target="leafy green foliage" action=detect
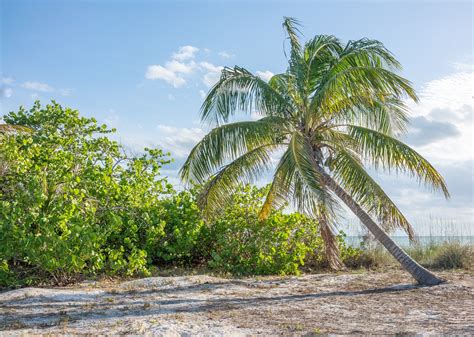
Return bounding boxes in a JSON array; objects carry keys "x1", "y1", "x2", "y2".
[
  {"x1": 1, "y1": 102, "x2": 354, "y2": 287},
  {"x1": 152, "y1": 190, "x2": 205, "y2": 264},
  {"x1": 206, "y1": 185, "x2": 324, "y2": 275},
  {"x1": 0, "y1": 102, "x2": 174, "y2": 283}
]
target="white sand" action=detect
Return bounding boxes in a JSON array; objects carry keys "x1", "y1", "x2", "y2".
[{"x1": 0, "y1": 271, "x2": 473, "y2": 335}]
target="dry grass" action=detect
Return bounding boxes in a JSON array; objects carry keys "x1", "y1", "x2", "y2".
[{"x1": 346, "y1": 241, "x2": 474, "y2": 271}]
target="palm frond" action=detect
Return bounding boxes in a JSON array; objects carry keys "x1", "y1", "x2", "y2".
[
  {"x1": 259, "y1": 138, "x2": 338, "y2": 220},
  {"x1": 289, "y1": 132, "x2": 325, "y2": 199},
  {"x1": 258, "y1": 148, "x2": 296, "y2": 221},
  {"x1": 268, "y1": 73, "x2": 297, "y2": 113},
  {"x1": 303, "y1": 35, "x2": 342, "y2": 94},
  {"x1": 282, "y1": 17, "x2": 303, "y2": 57},
  {"x1": 200, "y1": 67, "x2": 290, "y2": 125},
  {"x1": 329, "y1": 148, "x2": 415, "y2": 239},
  {"x1": 198, "y1": 144, "x2": 281, "y2": 218},
  {"x1": 310, "y1": 39, "x2": 418, "y2": 118},
  {"x1": 347, "y1": 125, "x2": 449, "y2": 197},
  {"x1": 313, "y1": 66, "x2": 417, "y2": 116},
  {"x1": 340, "y1": 38, "x2": 402, "y2": 70},
  {"x1": 180, "y1": 118, "x2": 288, "y2": 184},
  {"x1": 288, "y1": 132, "x2": 338, "y2": 214},
  {"x1": 326, "y1": 95, "x2": 409, "y2": 136}
]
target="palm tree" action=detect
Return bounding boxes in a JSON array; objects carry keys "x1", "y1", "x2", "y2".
[{"x1": 180, "y1": 18, "x2": 449, "y2": 285}]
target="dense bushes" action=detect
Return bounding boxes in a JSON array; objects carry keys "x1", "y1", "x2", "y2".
[
  {"x1": 0, "y1": 102, "x2": 347, "y2": 287},
  {"x1": 0, "y1": 102, "x2": 177, "y2": 284},
  {"x1": 205, "y1": 185, "x2": 325, "y2": 275},
  {"x1": 152, "y1": 190, "x2": 205, "y2": 265},
  {"x1": 1, "y1": 103, "x2": 471, "y2": 288},
  {"x1": 18, "y1": 102, "x2": 474, "y2": 286}
]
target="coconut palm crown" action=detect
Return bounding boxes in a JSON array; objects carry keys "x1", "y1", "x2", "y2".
[{"x1": 180, "y1": 17, "x2": 449, "y2": 285}]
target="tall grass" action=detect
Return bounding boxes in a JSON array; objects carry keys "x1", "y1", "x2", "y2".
[
  {"x1": 343, "y1": 217, "x2": 473, "y2": 241},
  {"x1": 346, "y1": 241, "x2": 473, "y2": 270}
]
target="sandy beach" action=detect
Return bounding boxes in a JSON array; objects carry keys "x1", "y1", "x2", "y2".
[{"x1": 1, "y1": 270, "x2": 472, "y2": 336}]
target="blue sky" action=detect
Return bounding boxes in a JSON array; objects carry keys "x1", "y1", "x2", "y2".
[{"x1": 1, "y1": 0, "x2": 473, "y2": 233}]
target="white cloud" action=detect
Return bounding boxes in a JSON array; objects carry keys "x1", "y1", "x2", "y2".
[
  {"x1": 199, "y1": 90, "x2": 206, "y2": 99},
  {"x1": 21, "y1": 81, "x2": 54, "y2": 92},
  {"x1": 20, "y1": 81, "x2": 71, "y2": 96},
  {"x1": 410, "y1": 69, "x2": 472, "y2": 116},
  {"x1": 1, "y1": 77, "x2": 14, "y2": 85},
  {"x1": 155, "y1": 124, "x2": 206, "y2": 158},
  {"x1": 200, "y1": 62, "x2": 223, "y2": 88},
  {"x1": 172, "y1": 45, "x2": 199, "y2": 61},
  {"x1": 405, "y1": 64, "x2": 473, "y2": 163},
  {"x1": 145, "y1": 47, "x2": 226, "y2": 89},
  {"x1": 218, "y1": 51, "x2": 233, "y2": 59},
  {"x1": 0, "y1": 87, "x2": 13, "y2": 98},
  {"x1": 199, "y1": 62, "x2": 222, "y2": 73},
  {"x1": 145, "y1": 48, "x2": 199, "y2": 87},
  {"x1": 145, "y1": 65, "x2": 187, "y2": 87},
  {"x1": 166, "y1": 60, "x2": 196, "y2": 74},
  {"x1": 256, "y1": 70, "x2": 274, "y2": 82}
]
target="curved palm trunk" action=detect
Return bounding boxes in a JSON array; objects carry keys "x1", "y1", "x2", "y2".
[{"x1": 320, "y1": 171, "x2": 443, "y2": 286}]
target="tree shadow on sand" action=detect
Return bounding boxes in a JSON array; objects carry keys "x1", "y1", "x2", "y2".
[{"x1": 0, "y1": 282, "x2": 421, "y2": 329}]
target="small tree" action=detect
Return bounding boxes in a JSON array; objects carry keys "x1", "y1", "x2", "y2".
[{"x1": 0, "y1": 102, "x2": 173, "y2": 282}]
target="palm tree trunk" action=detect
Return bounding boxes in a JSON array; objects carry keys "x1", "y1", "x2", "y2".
[
  {"x1": 319, "y1": 171, "x2": 443, "y2": 286},
  {"x1": 318, "y1": 215, "x2": 346, "y2": 271}
]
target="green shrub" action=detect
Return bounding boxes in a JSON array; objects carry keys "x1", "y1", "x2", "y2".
[
  {"x1": 0, "y1": 102, "x2": 173, "y2": 284},
  {"x1": 205, "y1": 185, "x2": 325, "y2": 275},
  {"x1": 342, "y1": 245, "x2": 394, "y2": 269},
  {"x1": 152, "y1": 189, "x2": 205, "y2": 265},
  {"x1": 336, "y1": 232, "x2": 366, "y2": 268},
  {"x1": 430, "y1": 242, "x2": 473, "y2": 269}
]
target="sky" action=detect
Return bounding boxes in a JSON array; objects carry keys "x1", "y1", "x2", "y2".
[{"x1": 1, "y1": 0, "x2": 473, "y2": 235}]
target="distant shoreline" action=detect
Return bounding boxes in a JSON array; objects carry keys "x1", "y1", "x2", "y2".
[{"x1": 346, "y1": 235, "x2": 474, "y2": 247}]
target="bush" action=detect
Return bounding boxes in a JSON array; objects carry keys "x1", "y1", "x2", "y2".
[
  {"x1": 344, "y1": 240, "x2": 474, "y2": 271},
  {"x1": 205, "y1": 185, "x2": 326, "y2": 275},
  {"x1": 0, "y1": 102, "x2": 174, "y2": 284},
  {"x1": 336, "y1": 232, "x2": 367, "y2": 268},
  {"x1": 342, "y1": 246, "x2": 393, "y2": 269},
  {"x1": 151, "y1": 189, "x2": 205, "y2": 265},
  {"x1": 430, "y1": 242, "x2": 473, "y2": 269}
]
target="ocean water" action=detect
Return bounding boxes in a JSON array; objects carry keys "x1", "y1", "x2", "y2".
[{"x1": 346, "y1": 235, "x2": 474, "y2": 248}]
